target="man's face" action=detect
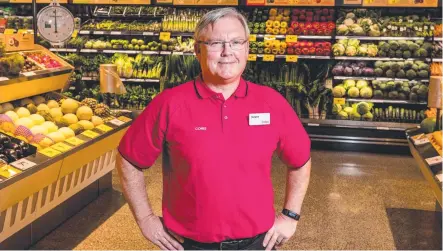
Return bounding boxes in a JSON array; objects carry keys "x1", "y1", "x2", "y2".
[{"x1": 195, "y1": 16, "x2": 249, "y2": 82}]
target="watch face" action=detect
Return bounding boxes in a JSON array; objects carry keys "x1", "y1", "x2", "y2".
[{"x1": 37, "y1": 6, "x2": 74, "y2": 44}]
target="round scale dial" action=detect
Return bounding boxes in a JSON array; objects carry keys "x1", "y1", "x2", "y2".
[{"x1": 37, "y1": 3, "x2": 74, "y2": 44}]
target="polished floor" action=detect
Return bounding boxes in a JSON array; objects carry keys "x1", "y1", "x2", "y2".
[{"x1": 31, "y1": 150, "x2": 442, "y2": 250}]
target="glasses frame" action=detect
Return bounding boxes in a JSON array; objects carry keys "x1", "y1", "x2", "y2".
[{"x1": 197, "y1": 39, "x2": 249, "y2": 52}]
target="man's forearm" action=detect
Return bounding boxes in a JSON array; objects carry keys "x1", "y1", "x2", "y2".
[
  {"x1": 116, "y1": 153, "x2": 154, "y2": 225},
  {"x1": 283, "y1": 159, "x2": 311, "y2": 214}
]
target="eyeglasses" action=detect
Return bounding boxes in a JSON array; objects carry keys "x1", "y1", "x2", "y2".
[{"x1": 197, "y1": 39, "x2": 248, "y2": 52}]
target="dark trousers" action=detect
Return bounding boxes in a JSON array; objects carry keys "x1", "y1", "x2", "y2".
[{"x1": 182, "y1": 232, "x2": 274, "y2": 250}]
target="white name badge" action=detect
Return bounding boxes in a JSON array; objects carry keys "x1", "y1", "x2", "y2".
[{"x1": 249, "y1": 113, "x2": 270, "y2": 126}]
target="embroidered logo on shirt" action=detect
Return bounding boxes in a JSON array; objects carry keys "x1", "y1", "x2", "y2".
[{"x1": 195, "y1": 127, "x2": 207, "y2": 131}]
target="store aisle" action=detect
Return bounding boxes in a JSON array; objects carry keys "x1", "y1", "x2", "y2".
[{"x1": 30, "y1": 150, "x2": 442, "y2": 250}]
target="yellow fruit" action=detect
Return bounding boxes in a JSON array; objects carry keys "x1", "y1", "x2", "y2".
[
  {"x1": 78, "y1": 120, "x2": 94, "y2": 130},
  {"x1": 63, "y1": 113, "x2": 79, "y2": 125},
  {"x1": 31, "y1": 125, "x2": 49, "y2": 135},
  {"x1": 275, "y1": 15, "x2": 283, "y2": 22},
  {"x1": 268, "y1": 16, "x2": 276, "y2": 21},
  {"x1": 50, "y1": 108, "x2": 63, "y2": 119},
  {"x1": 266, "y1": 20, "x2": 273, "y2": 28},
  {"x1": 76, "y1": 106, "x2": 93, "y2": 121},
  {"x1": 29, "y1": 114, "x2": 45, "y2": 125},
  {"x1": 264, "y1": 40, "x2": 272, "y2": 47},
  {"x1": 15, "y1": 117, "x2": 34, "y2": 128},
  {"x1": 272, "y1": 48, "x2": 279, "y2": 55},
  {"x1": 272, "y1": 28, "x2": 280, "y2": 35},
  {"x1": 283, "y1": 9, "x2": 290, "y2": 16},
  {"x1": 58, "y1": 127, "x2": 75, "y2": 139},
  {"x1": 39, "y1": 137, "x2": 54, "y2": 148},
  {"x1": 279, "y1": 48, "x2": 286, "y2": 54},
  {"x1": 91, "y1": 116, "x2": 104, "y2": 126},
  {"x1": 37, "y1": 104, "x2": 50, "y2": 113},
  {"x1": 269, "y1": 8, "x2": 277, "y2": 16},
  {"x1": 5, "y1": 111, "x2": 19, "y2": 121},
  {"x1": 42, "y1": 121, "x2": 58, "y2": 133},
  {"x1": 280, "y1": 42, "x2": 287, "y2": 49},
  {"x1": 26, "y1": 104, "x2": 38, "y2": 114},
  {"x1": 31, "y1": 143, "x2": 42, "y2": 150},
  {"x1": 279, "y1": 28, "x2": 287, "y2": 34},
  {"x1": 273, "y1": 21, "x2": 281, "y2": 28},
  {"x1": 47, "y1": 100, "x2": 59, "y2": 109},
  {"x1": 15, "y1": 107, "x2": 31, "y2": 118},
  {"x1": 47, "y1": 131, "x2": 65, "y2": 143},
  {"x1": 61, "y1": 98, "x2": 79, "y2": 114},
  {"x1": 280, "y1": 22, "x2": 288, "y2": 28},
  {"x1": 1, "y1": 122, "x2": 15, "y2": 133}
]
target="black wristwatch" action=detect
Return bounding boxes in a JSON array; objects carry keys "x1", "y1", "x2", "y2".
[{"x1": 282, "y1": 209, "x2": 301, "y2": 221}]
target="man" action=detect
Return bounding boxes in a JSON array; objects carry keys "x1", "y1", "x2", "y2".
[{"x1": 117, "y1": 7, "x2": 311, "y2": 251}]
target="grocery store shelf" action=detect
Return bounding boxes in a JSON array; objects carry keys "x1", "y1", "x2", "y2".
[
  {"x1": 49, "y1": 48, "x2": 78, "y2": 53},
  {"x1": 434, "y1": 58, "x2": 443, "y2": 62},
  {"x1": 334, "y1": 56, "x2": 431, "y2": 61},
  {"x1": 0, "y1": 66, "x2": 72, "y2": 87},
  {"x1": 78, "y1": 49, "x2": 194, "y2": 56},
  {"x1": 345, "y1": 98, "x2": 427, "y2": 105},
  {"x1": 78, "y1": 30, "x2": 193, "y2": 37},
  {"x1": 254, "y1": 34, "x2": 332, "y2": 40},
  {"x1": 82, "y1": 77, "x2": 159, "y2": 83},
  {"x1": 335, "y1": 36, "x2": 429, "y2": 41},
  {"x1": 301, "y1": 118, "x2": 418, "y2": 131},
  {"x1": 333, "y1": 76, "x2": 429, "y2": 82},
  {"x1": 256, "y1": 54, "x2": 331, "y2": 60}
]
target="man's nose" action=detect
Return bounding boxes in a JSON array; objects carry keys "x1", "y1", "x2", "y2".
[{"x1": 221, "y1": 42, "x2": 233, "y2": 56}]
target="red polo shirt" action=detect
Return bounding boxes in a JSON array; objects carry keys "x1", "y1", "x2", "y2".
[{"x1": 118, "y1": 77, "x2": 311, "y2": 243}]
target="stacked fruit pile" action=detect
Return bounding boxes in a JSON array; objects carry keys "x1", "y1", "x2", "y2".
[
  {"x1": 25, "y1": 53, "x2": 62, "y2": 69},
  {"x1": 0, "y1": 95, "x2": 112, "y2": 149},
  {"x1": 371, "y1": 80, "x2": 428, "y2": 101},
  {"x1": 373, "y1": 60, "x2": 429, "y2": 79},
  {"x1": 287, "y1": 41, "x2": 331, "y2": 56},
  {"x1": 332, "y1": 61, "x2": 375, "y2": 76},
  {"x1": 377, "y1": 40, "x2": 433, "y2": 58},
  {"x1": 333, "y1": 80, "x2": 373, "y2": 99},
  {"x1": 82, "y1": 20, "x2": 161, "y2": 32},
  {"x1": 332, "y1": 39, "x2": 378, "y2": 57},
  {"x1": 20, "y1": 58, "x2": 42, "y2": 73}
]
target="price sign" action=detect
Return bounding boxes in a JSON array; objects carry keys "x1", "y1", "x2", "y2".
[
  {"x1": 17, "y1": 29, "x2": 28, "y2": 34},
  {"x1": 109, "y1": 118, "x2": 125, "y2": 126},
  {"x1": 39, "y1": 147, "x2": 62, "y2": 158},
  {"x1": 264, "y1": 35, "x2": 276, "y2": 40},
  {"x1": 425, "y1": 156, "x2": 442, "y2": 166},
  {"x1": 118, "y1": 116, "x2": 132, "y2": 122},
  {"x1": 249, "y1": 34, "x2": 257, "y2": 42},
  {"x1": 413, "y1": 138, "x2": 430, "y2": 146},
  {"x1": 263, "y1": 54, "x2": 275, "y2": 62},
  {"x1": 143, "y1": 32, "x2": 154, "y2": 36},
  {"x1": 159, "y1": 32, "x2": 171, "y2": 41},
  {"x1": 10, "y1": 158, "x2": 37, "y2": 171},
  {"x1": 22, "y1": 71, "x2": 36, "y2": 77},
  {"x1": 333, "y1": 98, "x2": 346, "y2": 105},
  {"x1": 286, "y1": 55, "x2": 298, "y2": 62},
  {"x1": 4, "y1": 29, "x2": 15, "y2": 34},
  {"x1": 65, "y1": 137, "x2": 85, "y2": 146},
  {"x1": 96, "y1": 124, "x2": 113, "y2": 132},
  {"x1": 51, "y1": 142, "x2": 73, "y2": 153},
  {"x1": 81, "y1": 130, "x2": 100, "y2": 139},
  {"x1": 94, "y1": 31, "x2": 105, "y2": 35},
  {"x1": 248, "y1": 54, "x2": 257, "y2": 61},
  {"x1": 285, "y1": 35, "x2": 297, "y2": 43}
]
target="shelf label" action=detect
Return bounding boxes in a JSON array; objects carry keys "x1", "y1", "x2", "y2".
[
  {"x1": 286, "y1": 35, "x2": 297, "y2": 43},
  {"x1": 10, "y1": 158, "x2": 36, "y2": 171},
  {"x1": 286, "y1": 55, "x2": 298, "y2": 62},
  {"x1": 96, "y1": 124, "x2": 113, "y2": 132},
  {"x1": 51, "y1": 142, "x2": 73, "y2": 153},
  {"x1": 307, "y1": 123, "x2": 320, "y2": 127},
  {"x1": 81, "y1": 130, "x2": 100, "y2": 139},
  {"x1": 426, "y1": 156, "x2": 442, "y2": 166},
  {"x1": 333, "y1": 98, "x2": 346, "y2": 105},
  {"x1": 94, "y1": 31, "x2": 105, "y2": 35},
  {"x1": 249, "y1": 34, "x2": 257, "y2": 42},
  {"x1": 325, "y1": 78, "x2": 333, "y2": 89},
  {"x1": 159, "y1": 32, "x2": 171, "y2": 41},
  {"x1": 109, "y1": 118, "x2": 125, "y2": 126},
  {"x1": 248, "y1": 54, "x2": 257, "y2": 61},
  {"x1": 264, "y1": 35, "x2": 276, "y2": 41},
  {"x1": 39, "y1": 147, "x2": 62, "y2": 158},
  {"x1": 363, "y1": 0, "x2": 437, "y2": 7},
  {"x1": 65, "y1": 136, "x2": 85, "y2": 146},
  {"x1": 117, "y1": 116, "x2": 132, "y2": 122},
  {"x1": 17, "y1": 29, "x2": 28, "y2": 34},
  {"x1": 376, "y1": 127, "x2": 390, "y2": 131},
  {"x1": 22, "y1": 71, "x2": 36, "y2": 77},
  {"x1": 263, "y1": 54, "x2": 275, "y2": 62},
  {"x1": 4, "y1": 29, "x2": 14, "y2": 35},
  {"x1": 143, "y1": 32, "x2": 154, "y2": 36},
  {"x1": 111, "y1": 31, "x2": 122, "y2": 35},
  {"x1": 413, "y1": 137, "x2": 430, "y2": 145},
  {"x1": 79, "y1": 30, "x2": 90, "y2": 34}
]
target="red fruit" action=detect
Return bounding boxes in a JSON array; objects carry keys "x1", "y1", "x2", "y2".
[
  {"x1": 322, "y1": 8, "x2": 329, "y2": 16},
  {"x1": 294, "y1": 27, "x2": 302, "y2": 35},
  {"x1": 316, "y1": 48, "x2": 324, "y2": 55},
  {"x1": 299, "y1": 41, "x2": 306, "y2": 47},
  {"x1": 292, "y1": 16, "x2": 299, "y2": 21},
  {"x1": 324, "y1": 29, "x2": 333, "y2": 35},
  {"x1": 309, "y1": 47, "x2": 316, "y2": 54},
  {"x1": 293, "y1": 9, "x2": 300, "y2": 15},
  {"x1": 324, "y1": 42, "x2": 331, "y2": 47},
  {"x1": 287, "y1": 28, "x2": 295, "y2": 35},
  {"x1": 307, "y1": 41, "x2": 314, "y2": 47},
  {"x1": 329, "y1": 9, "x2": 335, "y2": 15},
  {"x1": 302, "y1": 29, "x2": 309, "y2": 35},
  {"x1": 306, "y1": 17, "x2": 313, "y2": 22},
  {"x1": 299, "y1": 15, "x2": 306, "y2": 21},
  {"x1": 323, "y1": 49, "x2": 331, "y2": 56},
  {"x1": 291, "y1": 21, "x2": 299, "y2": 28},
  {"x1": 313, "y1": 22, "x2": 320, "y2": 29},
  {"x1": 295, "y1": 48, "x2": 302, "y2": 55},
  {"x1": 327, "y1": 21, "x2": 335, "y2": 29},
  {"x1": 299, "y1": 22, "x2": 305, "y2": 28},
  {"x1": 287, "y1": 42, "x2": 294, "y2": 48},
  {"x1": 302, "y1": 47, "x2": 309, "y2": 55},
  {"x1": 313, "y1": 15, "x2": 320, "y2": 22},
  {"x1": 287, "y1": 48, "x2": 295, "y2": 54},
  {"x1": 300, "y1": 9, "x2": 306, "y2": 15},
  {"x1": 308, "y1": 29, "x2": 316, "y2": 35}
]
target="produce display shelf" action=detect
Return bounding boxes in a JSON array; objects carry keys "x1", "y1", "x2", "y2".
[
  {"x1": 82, "y1": 77, "x2": 159, "y2": 83},
  {"x1": 345, "y1": 98, "x2": 427, "y2": 105},
  {"x1": 79, "y1": 30, "x2": 194, "y2": 37},
  {"x1": 333, "y1": 76, "x2": 429, "y2": 82},
  {"x1": 78, "y1": 49, "x2": 194, "y2": 55},
  {"x1": 0, "y1": 66, "x2": 72, "y2": 86},
  {"x1": 335, "y1": 36, "x2": 430, "y2": 41},
  {"x1": 433, "y1": 58, "x2": 443, "y2": 62},
  {"x1": 254, "y1": 34, "x2": 332, "y2": 40},
  {"x1": 256, "y1": 54, "x2": 331, "y2": 60},
  {"x1": 49, "y1": 48, "x2": 79, "y2": 53},
  {"x1": 301, "y1": 118, "x2": 418, "y2": 131},
  {"x1": 334, "y1": 56, "x2": 432, "y2": 61}
]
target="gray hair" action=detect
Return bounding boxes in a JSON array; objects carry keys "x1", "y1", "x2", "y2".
[{"x1": 194, "y1": 8, "x2": 250, "y2": 41}]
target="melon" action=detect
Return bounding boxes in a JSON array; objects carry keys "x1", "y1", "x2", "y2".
[
  {"x1": 32, "y1": 96, "x2": 46, "y2": 105},
  {"x1": 47, "y1": 100, "x2": 59, "y2": 109},
  {"x1": 39, "y1": 137, "x2": 54, "y2": 148},
  {"x1": 15, "y1": 107, "x2": 31, "y2": 118},
  {"x1": 78, "y1": 120, "x2": 94, "y2": 130},
  {"x1": 420, "y1": 117, "x2": 436, "y2": 134},
  {"x1": 91, "y1": 116, "x2": 104, "y2": 126},
  {"x1": 31, "y1": 125, "x2": 49, "y2": 135},
  {"x1": 61, "y1": 99, "x2": 79, "y2": 114},
  {"x1": 47, "y1": 131, "x2": 65, "y2": 143},
  {"x1": 2, "y1": 103, "x2": 14, "y2": 112},
  {"x1": 76, "y1": 106, "x2": 93, "y2": 120},
  {"x1": 63, "y1": 113, "x2": 79, "y2": 125},
  {"x1": 49, "y1": 108, "x2": 63, "y2": 119},
  {"x1": 20, "y1": 98, "x2": 34, "y2": 107},
  {"x1": 58, "y1": 127, "x2": 75, "y2": 139},
  {"x1": 37, "y1": 104, "x2": 50, "y2": 113},
  {"x1": 5, "y1": 111, "x2": 19, "y2": 121},
  {"x1": 15, "y1": 117, "x2": 34, "y2": 128},
  {"x1": 42, "y1": 121, "x2": 58, "y2": 133},
  {"x1": 29, "y1": 114, "x2": 45, "y2": 125}
]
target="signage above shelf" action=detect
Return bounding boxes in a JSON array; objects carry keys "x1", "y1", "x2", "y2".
[
  {"x1": 173, "y1": 0, "x2": 237, "y2": 5},
  {"x1": 362, "y1": 0, "x2": 438, "y2": 7},
  {"x1": 246, "y1": 0, "x2": 334, "y2": 6}
]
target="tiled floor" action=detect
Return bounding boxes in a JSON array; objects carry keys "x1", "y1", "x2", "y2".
[{"x1": 31, "y1": 150, "x2": 442, "y2": 250}]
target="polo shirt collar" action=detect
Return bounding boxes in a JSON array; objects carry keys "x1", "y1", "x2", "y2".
[{"x1": 194, "y1": 76, "x2": 248, "y2": 99}]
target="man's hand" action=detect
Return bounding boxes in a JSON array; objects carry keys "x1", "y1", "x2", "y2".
[
  {"x1": 139, "y1": 214, "x2": 184, "y2": 250},
  {"x1": 263, "y1": 213, "x2": 297, "y2": 250}
]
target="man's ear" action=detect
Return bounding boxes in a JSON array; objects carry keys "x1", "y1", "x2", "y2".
[{"x1": 194, "y1": 43, "x2": 200, "y2": 54}]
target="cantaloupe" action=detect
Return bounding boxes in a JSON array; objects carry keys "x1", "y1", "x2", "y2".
[
  {"x1": 78, "y1": 120, "x2": 94, "y2": 130},
  {"x1": 5, "y1": 111, "x2": 19, "y2": 121},
  {"x1": 76, "y1": 106, "x2": 93, "y2": 120},
  {"x1": 50, "y1": 108, "x2": 63, "y2": 119},
  {"x1": 58, "y1": 127, "x2": 75, "y2": 139},
  {"x1": 37, "y1": 104, "x2": 50, "y2": 113},
  {"x1": 15, "y1": 117, "x2": 34, "y2": 128},
  {"x1": 91, "y1": 116, "x2": 104, "y2": 126},
  {"x1": 15, "y1": 107, "x2": 31, "y2": 118},
  {"x1": 31, "y1": 125, "x2": 49, "y2": 135},
  {"x1": 42, "y1": 121, "x2": 58, "y2": 133},
  {"x1": 63, "y1": 113, "x2": 79, "y2": 125},
  {"x1": 39, "y1": 137, "x2": 54, "y2": 148},
  {"x1": 29, "y1": 114, "x2": 45, "y2": 125},
  {"x1": 47, "y1": 131, "x2": 65, "y2": 143},
  {"x1": 61, "y1": 99, "x2": 79, "y2": 114},
  {"x1": 47, "y1": 100, "x2": 59, "y2": 109}
]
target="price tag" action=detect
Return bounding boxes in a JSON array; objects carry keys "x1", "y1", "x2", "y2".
[
  {"x1": 65, "y1": 137, "x2": 85, "y2": 146},
  {"x1": 325, "y1": 78, "x2": 333, "y2": 89},
  {"x1": 264, "y1": 35, "x2": 276, "y2": 40},
  {"x1": 426, "y1": 156, "x2": 442, "y2": 166},
  {"x1": 109, "y1": 118, "x2": 125, "y2": 126},
  {"x1": 51, "y1": 142, "x2": 73, "y2": 153},
  {"x1": 160, "y1": 51, "x2": 171, "y2": 55},
  {"x1": 81, "y1": 130, "x2": 100, "y2": 139},
  {"x1": 173, "y1": 51, "x2": 184, "y2": 55},
  {"x1": 94, "y1": 31, "x2": 105, "y2": 35},
  {"x1": 143, "y1": 32, "x2": 154, "y2": 36},
  {"x1": 424, "y1": 26, "x2": 428, "y2": 30},
  {"x1": 39, "y1": 147, "x2": 62, "y2": 158},
  {"x1": 72, "y1": 29, "x2": 79, "y2": 38},
  {"x1": 431, "y1": 26, "x2": 435, "y2": 30},
  {"x1": 96, "y1": 124, "x2": 113, "y2": 132},
  {"x1": 333, "y1": 98, "x2": 346, "y2": 105},
  {"x1": 17, "y1": 29, "x2": 28, "y2": 34},
  {"x1": 285, "y1": 35, "x2": 297, "y2": 43},
  {"x1": 413, "y1": 137, "x2": 430, "y2": 145},
  {"x1": 79, "y1": 30, "x2": 90, "y2": 34},
  {"x1": 263, "y1": 54, "x2": 275, "y2": 62},
  {"x1": 307, "y1": 123, "x2": 320, "y2": 127},
  {"x1": 4, "y1": 29, "x2": 14, "y2": 34},
  {"x1": 111, "y1": 31, "x2": 122, "y2": 35},
  {"x1": 22, "y1": 71, "x2": 36, "y2": 77},
  {"x1": 118, "y1": 116, "x2": 132, "y2": 123},
  {"x1": 249, "y1": 34, "x2": 257, "y2": 42},
  {"x1": 248, "y1": 54, "x2": 257, "y2": 61},
  {"x1": 10, "y1": 158, "x2": 36, "y2": 171},
  {"x1": 286, "y1": 55, "x2": 298, "y2": 62},
  {"x1": 376, "y1": 127, "x2": 390, "y2": 131},
  {"x1": 159, "y1": 32, "x2": 171, "y2": 41}
]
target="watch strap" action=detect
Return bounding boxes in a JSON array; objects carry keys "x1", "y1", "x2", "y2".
[{"x1": 282, "y1": 209, "x2": 300, "y2": 221}]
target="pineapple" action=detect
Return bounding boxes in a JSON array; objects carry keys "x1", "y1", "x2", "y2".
[
  {"x1": 94, "y1": 103, "x2": 111, "y2": 118},
  {"x1": 81, "y1": 98, "x2": 99, "y2": 110}
]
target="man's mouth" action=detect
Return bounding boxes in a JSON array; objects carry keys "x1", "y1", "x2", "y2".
[{"x1": 218, "y1": 62, "x2": 236, "y2": 64}]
